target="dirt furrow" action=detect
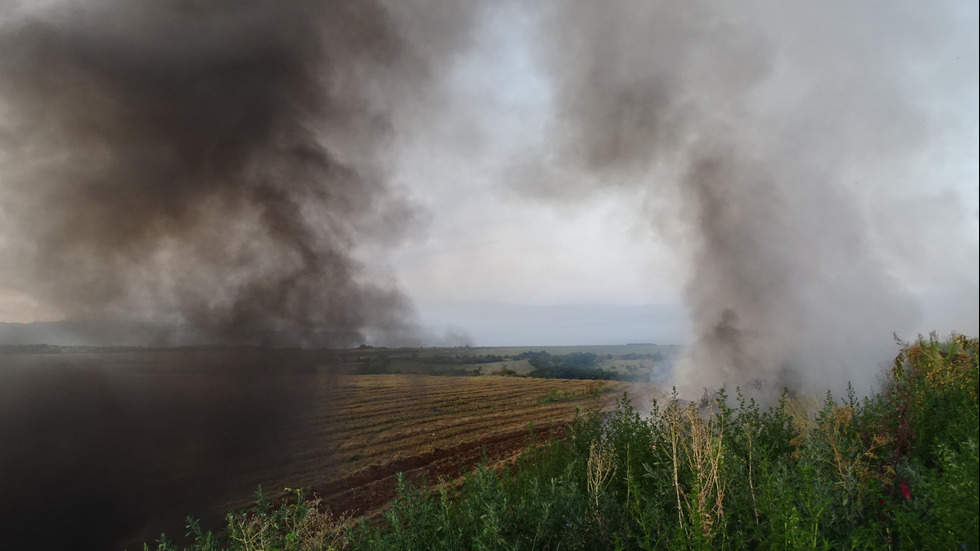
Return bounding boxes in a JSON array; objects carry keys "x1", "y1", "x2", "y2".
[{"x1": 315, "y1": 423, "x2": 568, "y2": 518}]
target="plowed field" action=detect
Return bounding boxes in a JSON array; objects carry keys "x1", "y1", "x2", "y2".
[{"x1": 313, "y1": 375, "x2": 646, "y2": 517}]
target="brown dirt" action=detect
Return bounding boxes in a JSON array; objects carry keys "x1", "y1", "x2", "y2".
[
  {"x1": 316, "y1": 423, "x2": 568, "y2": 518},
  {"x1": 299, "y1": 374, "x2": 658, "y2": 520}
]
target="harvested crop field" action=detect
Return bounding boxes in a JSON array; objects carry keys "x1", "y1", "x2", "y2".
[
  {"x1": 315, "y1": 375, "x2": 645, "y2": 518},
  {"x1": 0, "y1": 350, "x2": 657, "y2": 550}
]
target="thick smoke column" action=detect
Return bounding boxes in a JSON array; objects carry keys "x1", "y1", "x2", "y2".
[
  {"x1": 520, "y1": 1, "x2": 968, "y2": 396},
  {"x1": 0, "y1": 0, "x2": 475, "y2": 347},
  {"x1": 0, "y1": 4, "x2": 483, "y2": 548}
]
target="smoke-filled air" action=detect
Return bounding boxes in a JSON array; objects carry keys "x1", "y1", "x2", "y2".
[
  {"x1": 0, "y1": 0, "x2": 481, "y2": 348},
  {"x1": 1, "y1": 0, "x2": 977, "y2": 395},
  {"x1": 511, "y1": 0, "x2": 977, "y2": 397}
]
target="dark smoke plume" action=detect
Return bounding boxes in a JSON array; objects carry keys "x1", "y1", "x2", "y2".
[
  {"x1": 0, "y1": 351, "x2": 344, "y2": 550},
  {"x1": 517, "y1": 0, "x2": 968, "y2": 397},
  {"x1": 0, "y1": 0, "x2": 477, "y2": 347},
  {"x1": 0, "y1": 5, "x2": 487, "y2": 548}
]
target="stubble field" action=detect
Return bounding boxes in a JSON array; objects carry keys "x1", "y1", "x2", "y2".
[{"x1": 0, "y1": 347, "x2": 658, "y2": 550}]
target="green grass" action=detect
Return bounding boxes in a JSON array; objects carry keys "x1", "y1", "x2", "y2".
[{"x1": 144, "y1": 333, "x2": 978, "y2": 550}]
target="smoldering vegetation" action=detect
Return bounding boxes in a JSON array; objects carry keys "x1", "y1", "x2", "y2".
[
  {"x1": 0, "y1": 0, "x2": 481, "y2": 348},
  {"x1": 0, "y1": 348, "x2": 345, "y2": 551}
]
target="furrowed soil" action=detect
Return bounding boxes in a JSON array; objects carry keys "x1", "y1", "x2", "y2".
[
  {"x1": 314, "y1": 375, "x2": 642, "y2": 520},
  {"x1": 0, "y1": 349, "x2": 658, "y2": 550}
]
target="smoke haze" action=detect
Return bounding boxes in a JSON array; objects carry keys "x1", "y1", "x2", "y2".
[
  {"x1": 514, "y1": 0, "x2": 973, "y2": 396},
  {"x1": 0, "y1": 1, "x2": 976, "y2": 389},
  {"x1": 0, "y1": 0, "x2": 479, "y2": 347}
]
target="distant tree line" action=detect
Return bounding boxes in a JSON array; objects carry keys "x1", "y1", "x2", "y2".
[
  {"x1": 518, "y1": 351, "x2": 621, "y2": 380},
  {"x1": 352, "y1": 349, "x2": 662, "y2": 380},
  {"x1": 424, "y1": 354, "x2": 506, "y2": 365},
  {"x1": 354, "y1": 354, "x2": 479, "y2": 376}
]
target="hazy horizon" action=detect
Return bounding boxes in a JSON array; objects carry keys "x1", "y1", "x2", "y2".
[{"x1": 2, "y1": 295, "x2": 973, "y2": 351}]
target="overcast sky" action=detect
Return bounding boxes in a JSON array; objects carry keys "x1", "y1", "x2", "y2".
[{"x1": 0, "y1": 0, "x2": 977, "y2": 350}]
